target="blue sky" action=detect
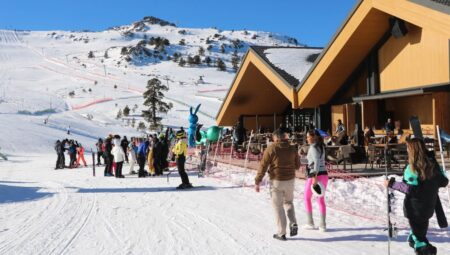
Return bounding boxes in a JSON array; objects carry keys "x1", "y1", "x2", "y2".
[{"x1": 0, "y1": 0, "x2": 357, "y2": 47}]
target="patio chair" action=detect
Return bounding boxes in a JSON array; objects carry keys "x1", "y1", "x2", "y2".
[{"x1": 327, "y1": 145, "x2": 355, "y2": 172}]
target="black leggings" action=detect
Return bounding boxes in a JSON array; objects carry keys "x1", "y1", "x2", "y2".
[
  {"x1": 115, "y1": 162, "x2": 123, "y2": 177},
  {"x1": 177, "y1": 155, "x2": 189, "y2": 184},
  {"x1": 409, "y1": 218, "x2": 429, "y2": 245}
]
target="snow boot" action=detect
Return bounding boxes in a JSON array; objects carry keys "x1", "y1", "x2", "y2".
[
  {"x1": 290, "y1": 223, "x2": 298, "y2": 237},
  {"x1": 415, "y1": 244, "x2": 437, "y2": 255},
  {"x1": 273, "y1": 234, "x2": 287, "y2": 241},
  {"x1": 319, "y1": 214, "x2": 327, "y2": 232},
  {"x1": 302, "y1": 213, "x2": 315, "y2": 230}
]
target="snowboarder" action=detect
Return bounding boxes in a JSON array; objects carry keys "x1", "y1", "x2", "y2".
[
  {"x1": 96, "y1": 138, "x2": 103, "y2": 166},
  {"x1": 172, "y1": 132, "x2": 192, "y2": 189},
  {"x1": 254, "y1": 128, "x2": 299, "y2": 241},
  {"x1": 128, "y1": 138, "x2": 137, "y2": 175},
  {"x1": 304, "y1": 129, "x2": 328, "y2": 232},
  {"x1": 112, "y1": 135, "x2": 126, "y2": 178},
  {"x1": 385, "y1": 138, "x2": 448, "y2": 255}
]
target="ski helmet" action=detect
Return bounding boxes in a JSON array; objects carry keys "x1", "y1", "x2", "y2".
[{"x1": 311, "y1": 182, "x2": 325, "y2": 197}]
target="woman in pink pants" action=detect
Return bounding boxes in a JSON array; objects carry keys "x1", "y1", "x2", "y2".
[{"x1": 304, "y1": 129, "x2": 328, "y2": 232}]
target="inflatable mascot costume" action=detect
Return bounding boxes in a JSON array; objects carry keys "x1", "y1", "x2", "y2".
[{"x1": 188, "y1": 104, "x2": 201, "y2": 148}]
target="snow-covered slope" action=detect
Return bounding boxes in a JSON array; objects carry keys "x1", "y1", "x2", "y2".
[{"x1": 0, "y1": 17, "x2": 299, "y2": 153}]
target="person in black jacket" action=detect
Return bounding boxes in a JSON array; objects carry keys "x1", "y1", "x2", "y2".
[
  {"x1": 386, "y1": 138, "x2": 448, "y2": 255},
  {"x1": 103, "y1": 137, "x2": 113, "y2": 176},
  {"x1": 153, "y1": 137, "x2": 163, "y2": 176},
  {"x1": 160, "y1": 133, "x2": 169, "y2": 173},
  {"x1": 121, "y1": 136, "x2": 129, "y2": 163},
  {"x1": 54, "y1": 140, "x2": 62, "y2": 169},
  {"x1": 96, "y1": 138, "x2": 103, "y2": 166}
]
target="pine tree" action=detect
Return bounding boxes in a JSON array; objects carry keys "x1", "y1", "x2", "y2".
[
  {"x1": 204, "y1": 56, "x2": 212, "y2": 66},
  {"x1": 178, "y1": 57, "x2": 186, "y2": 67},
  {"x1": 173, "y1": 52, "x2": 180, "y2": 62},
  {"x1": 121, "y1": 47, "x2": 128, "y2": 55},
  {"x1": 141, "y1": 78, "x2": 173, "y2": 129},
  {"x1": 231, "y1": 50, "x2": 240, "y2": 72},
  {"x1": 193, "y1": 55, "x2": 201, "y2": 65},
  {"x1": 179, "y1": 39, "x2": 186, "y2": 45},
  {"x1": 216, "y1": 58, "x2": 226, "y2": 71},
  {"x1": 123, "y1": 105, "x2": 130, "y2": 117},
  {"x1": 198, "y1": 46, "x2": 205, "y2": 56},
  {"x1": 187, "y1": 56, "x2": 194, "y2": 65},
  {"x1": 116, "y1": 109, "x2": 123, "y2": 119},
  {"x1": 207, "y1": 45, "x2": 213, "y2": 51},
  {"x1": 137, "y1": 121, "x2": 146, "y2": 131},
  {"x1": 88, "y1": 51, "x2": 94, "y2": 58},
  {"x1": 131, "y1": 117, "x2": 136, "y2": 127},
  {"x1": 104, "y1": 51, "x2": 109, "y2": 58},
  {"x1": 220, "y1": 44, "x2": 226, "y2": 54},
  {"x1": 205, "y1": 37, "x2": 211, "y2": 44}
]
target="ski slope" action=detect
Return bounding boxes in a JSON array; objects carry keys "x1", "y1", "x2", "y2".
[{"x1": 0, "y1": 154, "x2": 449, "y2": 255}]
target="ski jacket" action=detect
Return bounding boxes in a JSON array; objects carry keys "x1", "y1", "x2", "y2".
[
  {"x1": 153, "y1": 141, "x2": 163, "y2": 163},
  {"x1": 172, "y1": 140, "x2": 187, "y2": 157},
  {"x1": 104, "y1": 139, "x2": 113, "y2": 156},
  {"x1": 96, "y1": 142, "x2": 103, "y2": 152},
  {"x1": 77, "y1": 146, "x2": 85, "y2": 155},
  {"x1": 137, "y1": 141, "x2": 148, "y2": 157},
  {"x1": 128, "y1": 144, "x2": 137, "y2": 161},
  {"x1": 255, "y1": 140, "x2": 300, "y2": 184},
  {"x1": 390, "y1": 161, "x2": 448, "y2": 220},
  {"x1": 306, "y1": 143, "x2": 327, "y2": 177},
  {"x1": 55, "y1": 142, "x2": 61, "y2": 153},
  {"x1": 112, "y1": 146, "x2": 126, "y2": 163}
]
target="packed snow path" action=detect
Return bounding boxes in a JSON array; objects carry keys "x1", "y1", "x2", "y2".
[{"x1": 0, "y1": 155, "x2": 449, "y2": 255}]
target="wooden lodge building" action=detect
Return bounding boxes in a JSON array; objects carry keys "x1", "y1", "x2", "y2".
[{"x1": 216, "y1": 0, "x2": 450, "y2": 136}]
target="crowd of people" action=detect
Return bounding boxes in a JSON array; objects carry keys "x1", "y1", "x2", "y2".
[
  {"x1": 254, "y1": 127, "x2": 447, "y2": 255},
  {"x1": 54, "y1": 127, "x2": 193, "y2": 189},
  {"x1": 54, "y1": 139, "x2": 87, "y2": 169}
]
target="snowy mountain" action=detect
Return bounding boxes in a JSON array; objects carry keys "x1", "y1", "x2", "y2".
[{"x1": 0, "y1": 16, "x2": 300, "y2": 153}]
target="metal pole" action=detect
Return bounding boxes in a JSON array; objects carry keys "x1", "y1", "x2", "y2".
[
  {"x1": 436, "y1": 125, "x2": 450, "y2": 202},
  {"x1": 92, "y1": 151, "x2": 96, "y2": 176},
  {"x1": 242, "y1": 130, "x2": 254, "y2": 188}
]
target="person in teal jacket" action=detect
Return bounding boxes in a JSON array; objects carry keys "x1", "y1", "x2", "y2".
[{"x1": 386, "y1": 138, "x2": 448, "y2": 255}]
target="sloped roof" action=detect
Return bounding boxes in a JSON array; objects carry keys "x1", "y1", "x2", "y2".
[
  {"x1": 410, "y1": 0, "x2": 450, "y2": 14},
  {"x1": 250, "y1": 46, "x2": 322, "y2": 87}
]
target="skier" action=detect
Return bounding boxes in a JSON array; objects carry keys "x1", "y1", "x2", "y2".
[
  {"x1": 96, "y1": 138, "x2": 103, "y2": 166},
  {"x1": 385, "y1": 138, "x2": 448, "y2": 255},
  {"x1": 103, "y1": 137, "x2": 114, "y2": 176},
  {"x1": 254, "y1": 128, "x2": 299, "y2": 241},
  {"x1": 128, "y1": 138, "x2": 137, "y2": 175},
  {"x1": 112, "y1": 136, "x2": 126, "y2": 178},
  {"x1": 68, "y1": 140, "x2": 77, "y2": 168},
  {"x1": 160, "y1": 133, "x2": 169, "y2": 173},
  {"x1": 54, "y1": 140, "x2": 62, "y2": 170},
  {"x1": 137, "y1": 138, "x2": 149, "y2": 178},
  {"x1": 172, "y1": 132, "x2": 192, "y2": 189},
  {"x1": 147, "y1": 136, "x2": 156, "y2": 176},
  {"x1": 153, "y1": 136, "x2": 163, "y2": 176},
  {"x1": 75, "y1": 143, "x2": 87, "y2": 167},
  {"x1": 304, "y1": 129, "x2": 328, "y2": 232},
  {"x1": 121, "y1": 136, "x2": 129, "y2": 163}
]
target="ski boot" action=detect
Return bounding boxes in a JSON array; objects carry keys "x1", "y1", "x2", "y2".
[{"x1": 415, "y1": 244, "x2": 437, "y2": 255}]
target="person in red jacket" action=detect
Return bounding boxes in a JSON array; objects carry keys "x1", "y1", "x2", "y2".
[{"x1": 76, "y1": 143, "x2": 87, "y2": 167}]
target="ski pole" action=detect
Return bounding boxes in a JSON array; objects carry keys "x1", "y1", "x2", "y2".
[
  {"x1": 242, "y1": 130, "x2": 254, "y2": 188},
  {"x1": 92, "y1": 151, "x2": 95, "y2": 177}
]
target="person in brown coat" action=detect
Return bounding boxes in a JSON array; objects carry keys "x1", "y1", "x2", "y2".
[{"x1": 255, "y1": 128, "x2": 300, "y2": 241}]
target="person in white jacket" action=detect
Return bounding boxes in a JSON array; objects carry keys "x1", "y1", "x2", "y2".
[
  {"x1": 128, "y1": 138, "x2": 137, "y2": 175},
  {"x1": 112, "y1": 135, "x2": 126, "y2": 178}
]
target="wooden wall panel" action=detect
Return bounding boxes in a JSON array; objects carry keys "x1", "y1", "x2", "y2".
[
  {"x1": 384, "y1": 94, "x2": 433, "y2": 128},
  {"x1": 433, "y1": 92, "x2": 450, "y2": 135},
  {"x1": 331, "y1": 105, "x2": 346, "y2": 134},
  {"x1": 362, "y1": 100, "x2": 378, "y2": 129},
  {"x1": 378, "y1": 26, "x2": 449, "y2": 92}
]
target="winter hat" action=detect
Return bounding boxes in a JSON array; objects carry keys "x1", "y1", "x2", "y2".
[
  {"x1": 176, "y1": 132, "x2": 186, "y2": 139},
  {"x1": 159, "y1": 133, "x2": 165, "y2": 139},
  {"x1": 311, "y1": 182, "x2": 325, "y2": 197}
]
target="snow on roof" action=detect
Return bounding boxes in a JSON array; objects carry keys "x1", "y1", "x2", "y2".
[{"x1": 262, "y1": 47, "x2": 322, "y2": 86}]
